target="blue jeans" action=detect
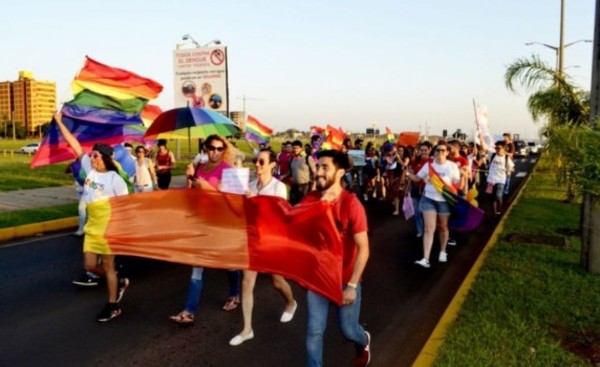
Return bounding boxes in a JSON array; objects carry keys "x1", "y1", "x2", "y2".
[
  {"x1": 306, "y1": 284, "x2": 367, "y2": 367},
  {"x1": 183, "y1": 268, "x2": 241, "y2": 315},
  {"x1": 412, "y1": 196, "x2": 424, "y2": 235}
]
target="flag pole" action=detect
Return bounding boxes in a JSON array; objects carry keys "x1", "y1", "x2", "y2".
[{"x1": 472, "y1": 98, "x2": 481, "y2": 144}]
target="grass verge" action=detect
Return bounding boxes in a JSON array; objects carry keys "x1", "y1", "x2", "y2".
[
  {"x1": 433, "y1": 156, "x2": 599, "y2": 366},
  {"x1": 0, "y1": 203, "x2": 78, "y2": 229}
]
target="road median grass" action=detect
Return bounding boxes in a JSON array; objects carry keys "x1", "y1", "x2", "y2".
[{"x1": 433, "y1": 156, "x2": 599, "y2": 366}]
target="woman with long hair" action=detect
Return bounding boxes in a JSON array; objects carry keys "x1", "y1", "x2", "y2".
[
  {"x1": 407, "y1": 140, "x2": 461, "y2": 268},
  {"x1": 229, "y1": 148, "x2": 297, "y2": 346},
  {"x1": 169, "y1": 134, "x2": 242, "y2": 324},
  {"x1": 55, "y1": 113, "x2": 130, "y2": 321}
]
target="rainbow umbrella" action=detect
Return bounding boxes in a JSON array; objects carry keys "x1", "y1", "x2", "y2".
[{"x1": 144, "y1": 107, "x2": 241, "y2": 157}]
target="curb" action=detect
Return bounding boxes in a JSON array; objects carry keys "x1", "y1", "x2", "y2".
[
  {"x1": 411, "y1": 172, "x2": 533, "y2": 367},
  {"x1": 0, "y1": 216, "x2": 78, "y2": 244}
]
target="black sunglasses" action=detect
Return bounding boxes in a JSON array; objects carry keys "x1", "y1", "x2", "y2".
[
  {"x1": 252, "y1": 158, "x2": 268, "y2": 166},
  {"x1": 207, "y1": 145, "x2": 225, "y2": 152}
]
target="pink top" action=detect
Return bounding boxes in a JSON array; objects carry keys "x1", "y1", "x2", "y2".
[{"x1": 194, "y1": 161, "x2": 231, "y2": 189}]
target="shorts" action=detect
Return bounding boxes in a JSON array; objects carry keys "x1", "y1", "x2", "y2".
[
  {"x1": 489, "y1": 183, "x2": 505, "y2": 200},
  {"x1": 419, "y1": 196, "x2": 450, "y2": 216}
]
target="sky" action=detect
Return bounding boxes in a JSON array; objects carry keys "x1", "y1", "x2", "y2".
[{"x1": 1, "y1": 0, "x2": 596, "y2": 140}]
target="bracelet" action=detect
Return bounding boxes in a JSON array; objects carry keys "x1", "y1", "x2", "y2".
[{"x1": 346, "y1": 282, "x2": 358, "y2": 289}]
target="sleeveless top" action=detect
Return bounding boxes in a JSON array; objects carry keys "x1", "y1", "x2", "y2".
[
  {"x1": 155, "y1": 151, "x2": 172, "y2": 173},
  {"x1": 135, "y1": 158, "x2": 153, "y2": 186}
]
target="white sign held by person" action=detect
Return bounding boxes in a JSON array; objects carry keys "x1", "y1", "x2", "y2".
[
  {"x1": 220, "y1": 168, "x2": 250, "y2": 195},
  {"x1": 348, "y1": 150, "x2": 366, "y2": 166}
]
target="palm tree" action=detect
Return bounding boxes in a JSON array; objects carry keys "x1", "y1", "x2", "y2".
[{"x1": 505, "y1": 55, "x2": 590, "y2": 202}]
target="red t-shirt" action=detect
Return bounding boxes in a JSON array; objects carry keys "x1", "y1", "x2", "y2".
[{"x1": 300, "y1": 190, "x2": 368, "y2": 284}]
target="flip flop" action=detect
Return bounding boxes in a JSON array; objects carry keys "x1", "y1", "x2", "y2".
[
  {"x1": 169, "y1": 311, "x2": 194, "y2": 324},
  {"x1": 222, "y1": 296, "x2": 240, "y2": 311}
]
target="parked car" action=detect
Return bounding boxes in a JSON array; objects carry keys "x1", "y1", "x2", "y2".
[
  {"x1": 527, "y1": 141, "x2": 539, "y2": 155},
  {"x1": 513, "y1": 140, "x2": 530, "y2": 157},
  {"x1": 19, "y1": 143, "x2": 40, "y2": 154}
]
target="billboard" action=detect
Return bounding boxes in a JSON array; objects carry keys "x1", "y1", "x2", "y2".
[{"x1": 173, "y1": 46, "x2": 228, "y2": 112}]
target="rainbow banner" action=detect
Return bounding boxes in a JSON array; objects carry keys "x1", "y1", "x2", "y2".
[
  {"x1": 428, "y1": 165, "x2": 484, "y2": 232},
  {"x1": 31, "y1": 56, "x2": 162, "y2": 168},
  {"x1": 85, "y1": 190, "x2": 345, "y2": 304},
  {"x1": 245, "y1": 115, "x2": 272, "y2": 144}
]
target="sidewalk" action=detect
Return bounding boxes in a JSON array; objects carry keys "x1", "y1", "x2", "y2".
[
  {"x1": 0, "y1": 176, "x2": 189, "y2": 243},
  {"x1": 0, "y1": 176, "x2": 188, "y2": 213}
]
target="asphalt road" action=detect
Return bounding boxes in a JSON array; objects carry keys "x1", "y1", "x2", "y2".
[{"x1": 0, "y1": 157, "x2": 536, "y2": 367}]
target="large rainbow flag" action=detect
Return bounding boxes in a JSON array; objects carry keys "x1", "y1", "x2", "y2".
[
  {"x1": 85, "y1": 190, "x2": 345, "y2": 304},
  {"x1": 428, "y1": 164, "x2": 484, "y2": 232},
  {"x1": 245, "y1": 115, "x2": 272, "y2": 144},
  {"x1": 385, "y1": 127, "x2": 395, "y2": 143},
  {"x1": 31, "y1": 57, "x2": 163, "y2": 168}
]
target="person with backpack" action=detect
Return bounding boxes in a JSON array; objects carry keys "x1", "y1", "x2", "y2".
[{"x1": 486, "y1": 141, "x2": 515, "y2": 218}]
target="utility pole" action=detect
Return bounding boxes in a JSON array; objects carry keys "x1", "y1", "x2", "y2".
[
  {"x1": 582, "y1": 0, "x2": 600, "y2": 272},
  {"x1": 558, "y1": 0, "x2": 566, "y2": 77},
  {"x1": 237, "y1": 95, "x2": 266, "y2": 117}
]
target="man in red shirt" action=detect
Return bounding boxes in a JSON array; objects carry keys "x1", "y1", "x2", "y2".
[{"x1": 300, "y1": 149, "x2": 371, "y2": 367}]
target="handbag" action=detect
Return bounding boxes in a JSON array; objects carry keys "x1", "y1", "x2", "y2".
[{"x1": 402, "y1": 191, "x2": 415, "y2": 220}]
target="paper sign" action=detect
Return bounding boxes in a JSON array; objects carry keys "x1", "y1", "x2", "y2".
[
  {"x1": 348, "y1": 150, "x2": 366, "y2": 167},
  {"x1": 220, "y1": 168, "x2": 250, "y2": 195}
]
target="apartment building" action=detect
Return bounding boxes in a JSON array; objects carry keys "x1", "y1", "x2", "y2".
[{"x1": 2, "y1": 71, "x2": 56, "y2": 136}]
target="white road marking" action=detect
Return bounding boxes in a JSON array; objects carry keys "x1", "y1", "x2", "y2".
[{"x1": 515, "y1": 172, "x2": 527, "y2": 178}]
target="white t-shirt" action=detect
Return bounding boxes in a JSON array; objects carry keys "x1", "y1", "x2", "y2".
[
  {"x1": 249, "y1": 177, "x2": 288, "y2": 200},
  {"x1": 417, "y1": 160, "x2": 461, "y2": 202},
  {"x1": 487, "y1": 153, "x2": 515, "y2": 184},
  {"x1": 82, "y1": 170, "x2": 129, "y2": 204}
]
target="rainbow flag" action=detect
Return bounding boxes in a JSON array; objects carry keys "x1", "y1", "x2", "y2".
[
  {"x1": 321, "y1": 125, "x2": 345, "y2": 150},
  {"x1": 397, "y1": 131, "x2": 420, "y2": 147},
  {"x1": 385, "y1": 127, "x2": 395, "y2": 143},
  {"x1": 31, "y1": 57, "x2": 162, "y2": 168},
  {"x1": 31, "y1": 117, "x2": 144, "y2": 168},
  {"x1": 74, "y1": 57, "x2": 163, "y2": 100},
  {"x1": 140, "y1": 104, "x2": 163, "y2": 127},
  {"x1": 245, "y1": 115, "x2": 272, "y2": 144},
  {"x1": 61, "y1": 104, "x2": 143, "y2": 125},
  {"x1": 310, "y1": 125, "x2": 326, "y2": 137},
  {"x1": 67, "y1": 89, "x2": 148, "y2": 114},
  {"x1": 428, "y1": 164, "x2": 484, "y2": 232},
  {"x1": 85, "y1": 190, "x2": 345, "y2": 304}
]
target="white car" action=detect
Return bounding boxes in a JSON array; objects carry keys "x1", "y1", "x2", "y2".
[
  {"x1": 19, "y1": 143, "x2": 40, "y2": 154},
  {"x1": 527, "y1": 141, "x2": 539, "y2": 155}
]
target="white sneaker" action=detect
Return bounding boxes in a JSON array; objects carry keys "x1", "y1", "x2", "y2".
[
  {"x1": 415, "y1": 258, "x2": 430, "y2": 268},
  {"x1": 447, "y1": 239, "x2": 457, "y2": 246},
  {"x1": 439, "y1": 251, "x2": 448, "y2": 263}
]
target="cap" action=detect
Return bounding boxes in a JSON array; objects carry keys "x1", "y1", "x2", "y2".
[{"x1": 93, "y1": 143, "x2": 114, "y2": 157}]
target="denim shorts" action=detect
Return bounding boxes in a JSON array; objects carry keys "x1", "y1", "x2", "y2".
[
  {"x1": 420, "y1": 196, "x2": 450, "y2": 216},
  {"x1": 492, "y1": 183, "x2": 505, "y2": 200}
]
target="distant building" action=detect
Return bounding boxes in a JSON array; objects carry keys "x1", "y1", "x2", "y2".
[
  {"x1": 229, "y1": 111, "x2": 245, "y2": 130},
  {"x1": 0, "y1": 71, "x2": 56, "y2": 137}
]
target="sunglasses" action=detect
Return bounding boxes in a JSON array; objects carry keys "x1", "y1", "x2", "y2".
[
  {"x1": 253, "y1": 158, "x2": 268, "y2": 166},
  {"x1": 435, "y1": 148, "x2": 447, "y2": 153},
  {"x1": 91, "y1": 152, "x2": 102, "y2": 159},
  {"x1": 207, "y1": 145, "x2": 225, "y2": 152}
]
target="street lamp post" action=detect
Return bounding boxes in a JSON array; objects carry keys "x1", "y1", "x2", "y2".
[
  {"x1": 181, "y1": 34, "x2": 221, "y2": 48},
  {"x1": 525, "y1": 39, "x2": 592, "y2": 72}
]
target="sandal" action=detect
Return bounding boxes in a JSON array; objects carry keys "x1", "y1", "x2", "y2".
[
  {"x1": 169, "y1": 311, "x2": 194, "y2": 324},
  {"x1": 222, "y1": 296, "x2": 240, "y2": 311}
]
